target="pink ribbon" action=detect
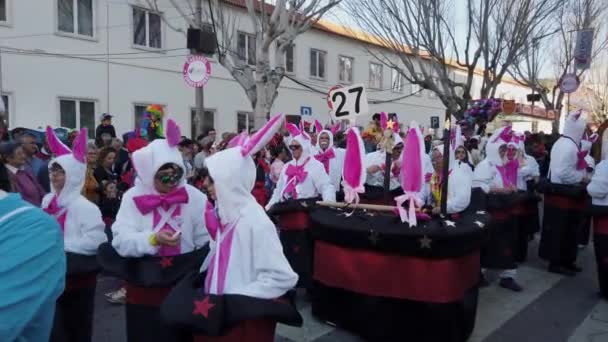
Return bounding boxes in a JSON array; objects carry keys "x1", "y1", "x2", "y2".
[
  {"x1": 381, "y1": 162, "x2": 401, "y2": 177},
  {"x1": 315, "y1": 148, "x2": 336, "y2": 174},
  {"x1": 576, "y1": 151, "x2": 589, "y2": 170},
  {"x1": 496, "y1": 159, "x2": 519, "y2": 188},
  {"x1": 133, "y1": 187, "x2": 189, "y2": 215},
  {"x1": 44, "y1": 195, "x2": 67, "y2": 233},
  {"x1": 284, "y1": 159, "x2": 309, "y2": 199},
  {"x1": 394, "y1": 191, "x2": 424, "y2": 227},
  {"x1": 344, "y1": 184, "x2": 365, "y2": 205},
  {"x1": 204, "y1": 201, "x2": 220, "y2": 240},
  {"x1": 493, "y1": 127, "x2": 513, "y2": 143},
  {"x1": 204, "y1": 220, "x2": 237, "y2": 295}
]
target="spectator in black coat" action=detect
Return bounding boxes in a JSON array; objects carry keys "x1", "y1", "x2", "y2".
[{"x1": 95, "y1": 113, "x2": 116, "y2": 147}]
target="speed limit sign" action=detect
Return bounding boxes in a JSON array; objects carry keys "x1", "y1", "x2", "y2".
[{"x1": 328, "y1": 83, "x2": 369, "y2": 121}]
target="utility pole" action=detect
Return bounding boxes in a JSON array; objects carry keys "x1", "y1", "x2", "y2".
[{"x1": 193, "y1": 0, "x2": 205, "y2": 138}]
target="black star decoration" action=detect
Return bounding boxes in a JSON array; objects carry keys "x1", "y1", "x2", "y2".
[
  {"x1": 419, "y1": 235, "x2": 432, "y2": 249},
  {"x1": 368, "y1": 230, "x2": 380, "y2": 246}
]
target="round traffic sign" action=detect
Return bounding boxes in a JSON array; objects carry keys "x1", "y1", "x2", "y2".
[
  {"x1": 559, "y1": 73, "x2": 580, "y2": 94},
  {"x1": 183, "y1": 55, "x2": 212, "y2": 88}
]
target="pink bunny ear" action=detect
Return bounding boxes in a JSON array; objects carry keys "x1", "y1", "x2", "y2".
[
  {"x1": 72, "y1": 128, "x2": 88, "y2": 163},
  {"x1": 46, "y1": 126, "x2": 71, "y2": 157},
  {"x1": 286, "y1": 123, "x2": 301, "y2": 137},
  {"x1": 331, "y1": 122, "x2": 341, "y2": 135},
  {"x1": 401, "y1": 127, "x2": 422, "y2": 192},
  {"x1": 380, "y1": 112, "x2": 388, "y2": 130},
  {"x1": 343, "y1": 127, "x2": 365, "y2": 189},
  {"x1": 242, "y1": 114, "x2": 285, "y2": 156},
  {"x1": 166, "y1": 119, "x2": 181, "y2": 147},
  {"x1": 314, "y1": 120, "x2": 322, "y2": 134},
  {"x1": 228, "y1": 132, "x2": 249, "y2": 149}
]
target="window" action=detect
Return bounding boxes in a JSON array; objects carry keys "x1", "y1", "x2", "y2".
[
  {"x1": 237, "y1": 111, "x2": 254, "y2": 133},
  {"x1": 133, "y1": 7, "x2": 162, "y2": 49},
  {"x1": 58, "y1": 0, "x2": 94, "y2": 37},
  {"x1": 310, "y1": 49, "x2": 326, "y2": 79},
  {"x1": 237, "y1": 32, "x2": 256, "y2": 65},
  {"x1": 134, "y1": 103, "x2": 166, "y2": 131},
  {"x1": 60, "y1": 99, "x2": 95, "y2": 139},
  {"x1": 1, "y1": 94, "x2": 9, "y2": 127},
  {"x1": 284, "y1": 44, "x2": 295, "y2": 74},
  {"x1": 0, "y1": 0, "x2": 7, "y2": 23},
  {"x1": 338, "y1": 56, "x2": 354, "y2": 84},
  {"x1": 391, "y1": 68, "x2": 405, "y2": 93},
  {"x1": 191, "y1": 109, "x2": 215, "y2": 139},
  {"x1": 369, "y1": 63, "x2": 383, "y2": 89}
]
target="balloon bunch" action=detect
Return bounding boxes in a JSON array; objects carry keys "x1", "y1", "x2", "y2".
[{"x1": 460, "y1": 98, "x2": 502, "y2": 129}]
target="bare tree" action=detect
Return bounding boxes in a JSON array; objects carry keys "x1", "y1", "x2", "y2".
[
  {"x1": 509, "y1": 0, "x2": 608, "y2": 132},
  {"x1": 584, "y1": 52, "x2": 608, "y2": 123},
  {"x1": 148, "y1": 0, "x2": 341, "y2": 130},
  {"x1": 342, "y1": 0, "x2": 561, "y2": 119}
]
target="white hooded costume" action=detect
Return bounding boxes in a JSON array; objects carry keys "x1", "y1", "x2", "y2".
[
  {"x1": 365, "y1": 132, "x2": 405, "y2": 190},
  {"x1": 314, "y1": 128, "x2": 345, "y2": 191},
  {"x1": 473, "y1": 126, "x2": 517, "y2": 193},
  {"x1": 42, "y1": 127, "x2": 106, "y2": 255},
  {"x1": 511, "y1": 134, "x2": 540, "y2": 191},
  {"x1": 588, "y1": 160, "x2": 608, "y2": 206},
  {"x1": 549, "y1": 111, "x2": 587, "y2": 184},
  {"x1": 202, "y1": 114, "x2": 298, "y2": 298},
  {"x1": 267, "y1": 124, "x2": 335, "y2": 209},
  {"x1": 111, "y1": 120, "x2": 209, "y2": 258},
  {"x1": 423, "y1": 124, "x2": 471, "y2": 213}
]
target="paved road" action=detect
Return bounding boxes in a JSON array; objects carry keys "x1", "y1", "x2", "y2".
[{"x1": 93, "y1": 239, "x2": 608, "y2": 342}]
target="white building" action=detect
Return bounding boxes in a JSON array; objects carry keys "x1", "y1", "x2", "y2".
[{"x1": 0, "y1": 0, "x2": 548, "y2": 139}]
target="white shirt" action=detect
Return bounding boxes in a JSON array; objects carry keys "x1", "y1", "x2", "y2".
[
  {"x1": 364, "y1": 151, "x2": 401, "y2": 190},
  {"x1": 267, "y1": 157, "x2": 336, "y2": 209}
]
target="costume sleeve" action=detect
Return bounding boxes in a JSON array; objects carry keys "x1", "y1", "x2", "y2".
[
  {"x1": 588, "y1": 161, "x2": 608, "y2": 199},
  {"x1": 111, "y1": 190, "x2": 159, "y2": 257},
  {"x1": 518, "y1": 158, "x2": 537, "y2": 180},
  {"x1": 65, "y1": 201, "x2": 107, "y2": 255},
  {"x1": 472, "y1": 160, "x2": 494, "y2": 194},
  {"x1": 312, "y1": 163, "x2": 336, "y2": 202},
  {"x1": 237, "y1": 218, "x2": 298, "y2": 299},
  {"x1": 266, "y1": 168, "x2": 286, "y2": 210},
  {"x1": 526, "y1": 156, "x2": 540, "y2": 178},
  {"x1": 189, "y1": 190, "x2": 210, "y2": 249},
  {"x1": 447, "y1": 165, "x2": 472, "y2": 213}
]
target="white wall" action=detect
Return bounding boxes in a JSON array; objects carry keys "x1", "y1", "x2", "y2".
[{"x1": 0, "y1": 0, "x2": 537, "y2": 138}]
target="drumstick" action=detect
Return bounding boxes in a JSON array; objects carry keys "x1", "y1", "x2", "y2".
[{"x1": 316, "y1": 201, "x2": 397, "y2": 212}]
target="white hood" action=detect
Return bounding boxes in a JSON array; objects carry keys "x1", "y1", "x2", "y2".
[
  {"x1": 46, "y1": 127, "x2": 88, "y2": 207},
  {"x1": 562, "y1": 110, "x2": 587, "y2": 145}
]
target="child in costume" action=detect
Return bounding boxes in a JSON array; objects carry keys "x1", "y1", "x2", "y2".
[
  {"x1": 189, "y1": 114, "x2": 299, "y2": 341},
  {"x1": 588, "y1": 150, "x2": 608, "y2": 298},
  {"x1": 539, "y1": 110, "x2": 589, "y2": 276},
  {"x1": 314, "y1": 121, "x2": 345, "y2": 191},
  {"x1": 41, "y1": 127, "x2": 107, "y2": 342},
  {"x1": 473, "y1": 126, "x2": 524, "y2": 292},
  {"x1": 107, "y1": 119, "x2": 209, "y2": 342}
]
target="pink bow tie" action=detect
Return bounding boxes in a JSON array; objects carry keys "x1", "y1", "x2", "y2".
[
  {"x1": 133, "y1": 187, "x2": 189, "y2": 215},
  {"x1": 315, "y1": 148, "x2": 335, "y2": 173},
  {"x1": 576, "y1": 151, "x2": 589, "y2": 170},
  {"x1": 284, "y1": 162, "x2": 309, "y2": 198},
  {"x1": 496, "y1": 160, "x2": 519, "y2": 188},
  {"x1": 44, "y1": 195, "x2": 67, "y2": 232}
]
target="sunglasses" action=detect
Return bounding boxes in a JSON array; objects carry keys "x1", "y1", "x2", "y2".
[{"x1": 289, "y1": 145, "x2": 302, "y2": 151}]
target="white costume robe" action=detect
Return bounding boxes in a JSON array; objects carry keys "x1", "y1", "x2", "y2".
[
  {"x1": 314, "y1": 129, "x2": 345, "y2": 191},
  {"x1": 112, "y1": 138, "x2": 209, "y2": 258}
]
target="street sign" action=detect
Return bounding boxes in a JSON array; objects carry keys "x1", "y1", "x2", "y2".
[
  {"x1": 183, "y1": 55, "x2": 212, "y2": 88},
  {"x1": 328, "y1": 83, "x2": 369, "y2": 121},
  {"x1": 502, "y1": 100, "x2": 516, "y2": 114},
  {"x1": 574, "y1": 29, "x2": 594, "y2": 70},
  {"x1": 559, "y1": 73, "x2": 580, "y2": 94},
  {"x1": 430, "y1": 116, "x2": 440, "y2": 129},
  {"x1": 300, "y1": 106, "x2": 312, "y2": 116}
]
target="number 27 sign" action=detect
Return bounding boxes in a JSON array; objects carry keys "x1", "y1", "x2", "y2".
[{"x1": 328, "y1": 83, "x2": 369, "y2": 121}]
